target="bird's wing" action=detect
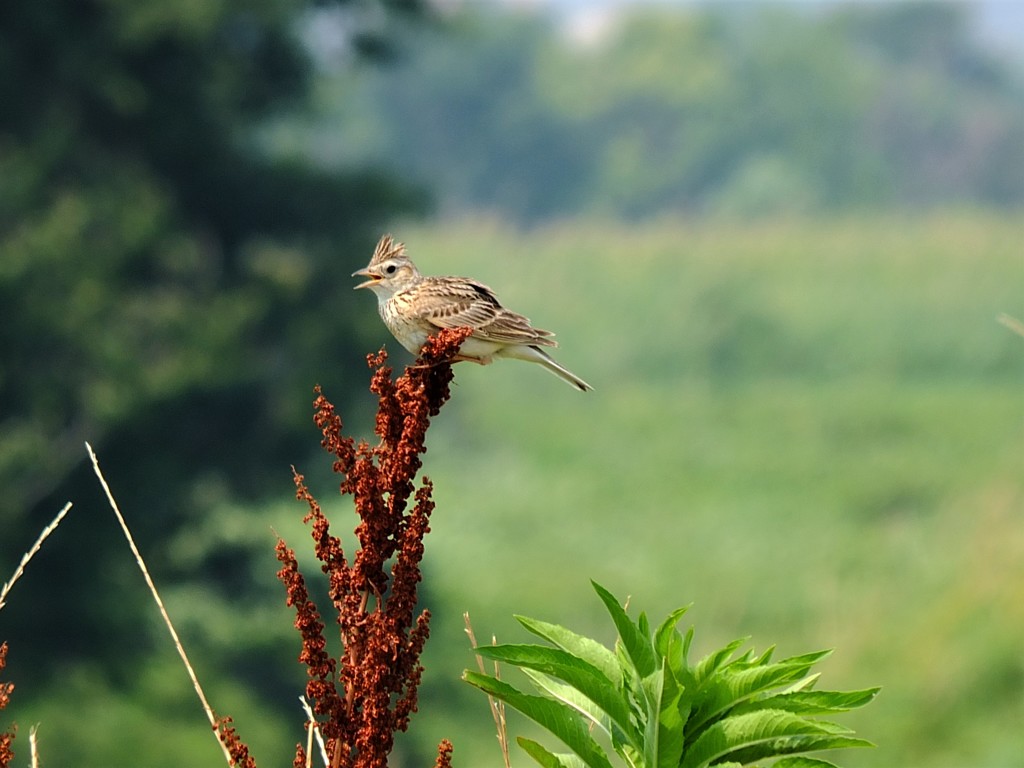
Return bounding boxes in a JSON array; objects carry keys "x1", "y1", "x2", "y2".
[{"x1": 412, "y1": 277, "x2": 557, "y2": 347}]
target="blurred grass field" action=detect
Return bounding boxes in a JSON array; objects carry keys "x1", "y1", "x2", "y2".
[{"x1": 359, "y1": 213, "x2": 1024, "y2": 767}]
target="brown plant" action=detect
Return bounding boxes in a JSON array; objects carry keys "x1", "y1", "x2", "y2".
[
  {"x1": 0, "y1": 643, "x2": 14, "y2": 768},
  {"x1": 432, "y1": 739, "x2": 454, "y2": 768},
  {"x1": 216, "y1": 715, "x2": 256, "y2": 768},
  {"x1": 277, "y1": 327, "x2": 471, "y2": 768}
]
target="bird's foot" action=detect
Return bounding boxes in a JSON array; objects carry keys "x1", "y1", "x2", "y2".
[
  {"x1": 409, "y1": 354, "x2": 491, "y2": 369},
  {"x1": 451, "y1": 354, "x2": 492, "y2": 366}
]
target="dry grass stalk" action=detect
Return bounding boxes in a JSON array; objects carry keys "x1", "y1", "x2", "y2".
[
  {"x1": 0, "y1": 502, "x2": 72, "y2": 613},
  {"x1": 300, "y1": 695, "x2": 329, "y2": 767},
  {"x1": 464, "y1": 613, "x2": 511, "y2": 768},
  {"x1": 998, "y1": 313, "x2": 1024, "y2": 338},
  {"x1": 1, "y1": 502, "x2": 73, "y2": 767},
  {"x1": 85, "y1": 442, "x2": 236, "y2": 766},
  {"x1": 305, "y1": 717, "x2": 315, "y2": 768}
]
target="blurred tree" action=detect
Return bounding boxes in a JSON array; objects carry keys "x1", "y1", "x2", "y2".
[
  {"x1": 371, "y1": 13, "x2": 591, "y2": 222},
  {"x1": 540, "y1": 10, "x2": 739, "y2": 217},
  {"x1": 834, "y1": 2, "x2": 1024, "y2": 206},
  {"x1": 308, "y1": 3, "x2": 1024, "y2": 223},
  {"x1": 0, "y1": 0, "x2": 427, "y2": 682},
  {"x1": 271, "y1": 10, "x2": 595, "y2": 222}
]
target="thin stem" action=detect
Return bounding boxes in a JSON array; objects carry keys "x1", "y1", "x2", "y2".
[
  {"x1": 86, "y1": 442, "x2": 233, "y2": 766},
  {"x1": 300, "y1": 695, "x2": 330, "y2": 768},
  {"x1": 0, "y1": 502, "x2": 72, "y2": 612},
  {"x1": 464, "y1": 613, "x2": 511, "y2": 768},
  {"x1": 998, "y1": 312, "x2": 1024, "y2": 338},
  {"x1": 29, "y1": 724, "x2": 39, "y2": 768}
]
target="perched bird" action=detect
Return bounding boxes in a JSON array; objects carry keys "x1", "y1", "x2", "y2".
[{"x1": 352, "y1": 235, "x2": 592, "y2": 392}]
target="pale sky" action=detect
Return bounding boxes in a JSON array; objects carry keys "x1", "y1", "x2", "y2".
[{"x1": 485, "y1": 0, "x2": 1024, "y2": 61}]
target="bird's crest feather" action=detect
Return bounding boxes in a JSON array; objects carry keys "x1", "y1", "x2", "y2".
[{"x1": 370, "y1": 234, "x2": 406, "y2": 265}]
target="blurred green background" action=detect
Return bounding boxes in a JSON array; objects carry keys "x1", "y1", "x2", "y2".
[{"x1": 1, "y1": 1, "x2": 1022, "y2": 766}]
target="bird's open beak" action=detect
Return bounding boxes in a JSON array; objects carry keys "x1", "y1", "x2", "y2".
[{"x1": 351, "y1": 267, "x2": 380, "y2": 290}]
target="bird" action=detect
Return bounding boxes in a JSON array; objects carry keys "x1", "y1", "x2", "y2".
[{"x1": 352, "y1": 234, "x2": 592, "y2": 392}]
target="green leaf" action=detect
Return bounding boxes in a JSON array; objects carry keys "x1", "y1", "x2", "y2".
[
  {"x1": 750, "y1": 645, "x2": 776, "y2": 666},
  {"x1": 661, "y1": 627, "x2": 698, "y2": 695},
  {"x1": 463, "y1": 671, "x2": 616, "y2": 768},
  {"x1": 475, "y1": 643, "x2": 637, "y2": 741},
  {"x1": 521, "y1": 669, "x2": 612, "y2": 735},
  {"x1": 783, "y1": 673, "x2": 821, "y2": 694},
  {"x1": 725, "y1": 732, "x2": 875, "y2": 765},
  {"x1": 682, "y1": 626, "x2": 695, "y2": 660},
  {"x1": 655, "y1": 664, "x2": 686, "y2": 768},
  {"x1": 516, "y1": 614, "x2": 623, "y2": 685},
  {"x1": 771, "y1": 757, "x2": 843, "y2": 768},
  {"x1": 679, "y1": 709, "x2": 868, "y2": 768},
  {"x1": 653, "y1": 605, "x2": 691, "y2": 668},
  {"x1": 517, "y1": 737, "x2": 591, "y2": 768},
  {"x1": 592, "y1": 581, "x2": 657, "y2": 677},
  {"x1": 521, "y1": 665, "x2": 645, "y2": 750},
  {"x1": 687, "y1": 659, "x2": 829, "y2": 735},
  {"x1": 775, "y1": 649, "x2": 834, "y2": 668},
  {"x1": 691, "y1": 637, "x2": 749, "y2": 685},
  {"x1": 732, "y1": 688, "x2": 881, "y2": 717},
  {"x1": 639, "y1": 666, "x2": 665, "y2": 768},
  {"x1": 638, "y1": 611, "x2": 652, "y2": 638}
]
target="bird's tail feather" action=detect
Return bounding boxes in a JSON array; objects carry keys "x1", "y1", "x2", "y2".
[
  {"x1": 531, "y1": 347, "x2": 593, "y2": 392},
  {"x1": 495, "y1": 343, "x2": 592, "y2": 391}
]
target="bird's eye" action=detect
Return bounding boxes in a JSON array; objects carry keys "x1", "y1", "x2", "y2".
[{"x1": 384, "y1": 264, "x2": 397, "y2": 275}]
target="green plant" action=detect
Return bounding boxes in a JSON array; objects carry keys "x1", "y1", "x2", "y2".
[{"x1": 464, "y1": 581, "x2": 878, "y2": 768}]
